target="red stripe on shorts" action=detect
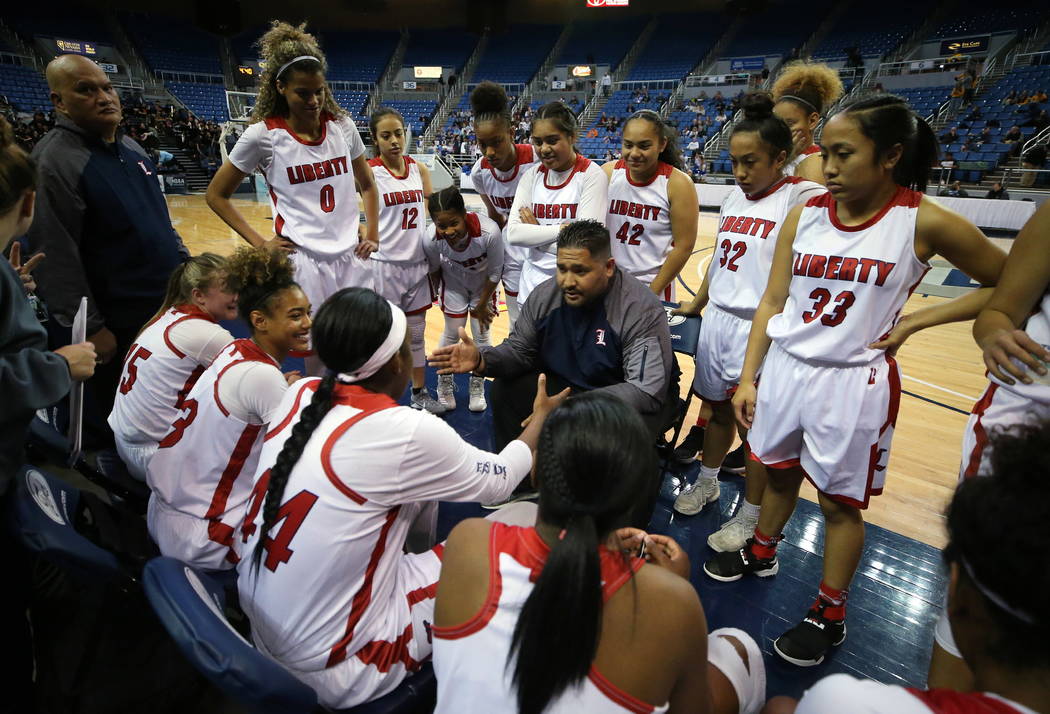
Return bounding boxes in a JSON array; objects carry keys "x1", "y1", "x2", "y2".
[{"x1": 962, "y1": 383, "x2": 998, "y2": 479}]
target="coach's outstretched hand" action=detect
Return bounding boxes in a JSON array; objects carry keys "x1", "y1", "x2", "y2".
[{"x1": 428, "y1": 327, "x2": 481, "y2": 375}]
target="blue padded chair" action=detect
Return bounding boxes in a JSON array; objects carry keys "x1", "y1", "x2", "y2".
[
  {"x1": 5, "y1": 464, "x2": 125, "y2": 582},
  {"x1": 143, "y1": 557, "x2": 437, "y2": 714}
]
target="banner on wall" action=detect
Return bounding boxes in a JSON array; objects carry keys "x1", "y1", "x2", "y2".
[
  {"x1": 729, "y1": 56, "x2": 765, "y2": 71},
  {"x1": 56, "y1": 39, "x2": 97, "y2": 55},
  {"x1": 586, "y1": 0, "x2": 629, "y2": 6},
  {"x1": 939, "y1": 35, "x2": 989, "y2": 54}
]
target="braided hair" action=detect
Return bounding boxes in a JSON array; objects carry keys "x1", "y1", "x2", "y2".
[
  {"x1": 508, "y1": 392, "x2": 656, "y2": 714},
  {"x1": 427, "y1": 185, "x2": 466, "y2": 217},
  {"x1": 624, "y1": 109, "x2": 684, "y2": 171},
  {"x1": 470, "y1": 81, "x2": 512, "y2": 131},
  {"x1": 249, "y1": 288, "x2": 397, "y2": 575}
]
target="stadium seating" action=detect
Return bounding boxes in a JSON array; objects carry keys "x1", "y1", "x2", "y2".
[
  {"x1": 721, "y1": 1, "x2": 833, "y2": 60},
  {"x1": 0, "y1": 63, "x2": 50, "y2": 113},
  {"x1": 402, "y1": 29, "x2": 478, "y2": 73},
  {"x1": 382, "y1": 99, "x2": 439, "y2": 137},
  {"x1": 333, "y1": 89, "x2": 371, "y2": 127},
  {"x1": 929, "y1": 0, "x2": 1047, "y2": 38},
  {"x1": 559, "y1": 18, "x2": 645, "y2": 71},
  {"x1": 628, "y1": 13, "x2": 727, "y2": 82},
  {"x1": 321, "y1": 30, "x2": 400, "y2": 84},
  {"x1": 812, "y1": 0, "x2": 930, "y2": 60},
  {"x1": 122, "y1": 13, "x2": 222, "y2": 76},
  {"x1": 472, "y1": 24, "x2": 561, "y2": 86},
  {"x1": 166, "y1": 81, "x2": 229, "y2": 122}
]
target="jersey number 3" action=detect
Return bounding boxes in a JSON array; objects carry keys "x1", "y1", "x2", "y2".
[{"x1": 801, "y1": 288, "x2": 856, "y2": 327}]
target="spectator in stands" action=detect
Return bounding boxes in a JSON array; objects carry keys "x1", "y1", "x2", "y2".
[
  {"x1": 940, "y1": 152, "x2": 957, "y2": 170},
  {"x1": 29, "y1": 54, "x2": 187, "y2": 446},
  {"x1": 1020, "y1": 144, "x2": 1046, "y2": 187},
  {"x1": 941, "y1": 126, "x2": 960, "y2": 144},
  {"x1": 964, "y1": 106, "x2": 982, "y2": 122},
  {"x1": 939, "y1": 180, "x2": 969, "y2": 198},
  {"x1": 1003, "y1": 125, "x2": 1023, "y2": 143},
  {"x1": 1003, "y1": 90, "x2": 1018, "y2": 105},
  {"x1": 984, "y1": 181, "x2": 1010, "y2": 200},
  {"x1": 976, "y1": 126, "x2": 992, "y2": 145},
  {"x1": 1025, "y1": 109, "x2": 1049, "y2": 132}
]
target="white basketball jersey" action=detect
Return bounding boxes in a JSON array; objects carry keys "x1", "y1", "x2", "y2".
[
  {"x1": 606, "y1": 160, "x2": 675, "y2": 285},
  {"x1": 228, "y1": 114, "x2": 365, "y2": 256},
  {"x1": 784, "y1": 144, "x2": 821, "y2": 177},
  {"x1": 524, "y1": 154, "x2": 593, "y2": 277},
  {"x1": 109, "y1": 305, "x2": 227, "y2": 445},
  {"x1": 147, "y1": 339, "x2": 278, "y2": 564},
  {"x1": 369, "y1": 156, "x2": 426, "y2": 264},
  {"x1": 433, "y1": 523, "x2": 667, "y2": 714},
  {"x1": 767, "y1": 187, "x2": 930, "y2": 366},
  {"x1": 423, "y1": 212, "x2": 503, "y2": 284},
  {"x1": 470, "y1": 145, "x2": 539, "y2": 218},
  {"x1": 708, "y1": 177, "x2": 825, "y2": 318},
  {"x1": 990, "y1": 290, "x2": 1050, "y2": 404}
]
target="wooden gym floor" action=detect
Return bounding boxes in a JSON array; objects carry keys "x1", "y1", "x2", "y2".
[{"x1": 171, "y1": 190, "x2": 998, "y2": 549}]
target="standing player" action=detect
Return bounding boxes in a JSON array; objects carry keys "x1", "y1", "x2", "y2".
[
  {"x1": 367, "y1": 107, "x2": 443, "y2": 413},
  {"x1": 928, "y1": 201, "x2": 1050, "y2": 690},
  {"x1": 672, "y1": 94, "x2": 825, "y2": 555},
  {"x1": 206, "y1": 21, "x2": 380, "y2": 375},
  {"x1": 146, "y1": 247, "x2": 308, "y2": 571},
  {"x1": 469, "y1": 81, "x2": 539, "y2": 330},
  {"x1": 109, "y1": 253, "x2": 237, "y2": 480},
  {"x1": 704, "y1": 95, "x2": 1006, "y2": 667},
  {"x1": 424, "y1": 186, "x2": 503, "y2": 413},
  {"x1": 604, "y1": 109, "x2": 698, "y2": 302},
  {"x1": 508, "y1": 102, "x2": 608, "y2": 307},
  {"x1": 772, "y1": 61, "x2": 843, "y2": 185},
  {"x1": 236, "y1": 288, "x2": 565, "y2": 709}
]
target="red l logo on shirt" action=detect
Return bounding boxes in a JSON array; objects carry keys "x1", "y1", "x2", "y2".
[{"x1": 595, "y1": 329, "x2": 607, "y2": 346}]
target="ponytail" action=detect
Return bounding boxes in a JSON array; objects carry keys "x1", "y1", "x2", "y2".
[
  {"x1": 532, "y1": 101, "x2": 579, "y2": 153},
  {"x1": 369, "y1": 107, "x2": 405, "y2": 158},
  {"x1": 140, "y1": 253, "x2": 228, "y2": 336},
  {"x1": 624, "y1": 110, "x2": 685, "y2": 171},
  {"x1": 840, "y1": 93, "x2": 939, "y2": 192},
  {"x1": 508, "y1": 392, "x2": 656, "y2": 714},
  {"x1": 428, "y1": 185, "x2": 466, "y2": 217},
  {"x1": 733, "y1": 91, "x2": 793, "y2": 163}
]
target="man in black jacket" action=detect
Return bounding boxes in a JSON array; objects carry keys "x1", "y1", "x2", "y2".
[{"x1": 28, "y1": 54, "x2": 187, "y2": 443}]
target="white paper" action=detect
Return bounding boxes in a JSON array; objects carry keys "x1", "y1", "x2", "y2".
[{"x1": 67, "y1": 296, "x2": 87, "y2": 465}]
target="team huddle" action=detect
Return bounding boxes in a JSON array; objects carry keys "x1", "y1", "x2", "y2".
[{"x1": 94, "y1": 20, "x2": 1050, "y2": 714}]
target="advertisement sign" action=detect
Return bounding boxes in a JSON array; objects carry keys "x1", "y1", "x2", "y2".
[
  {"x1": 161, "y1": 174, "x2": 188, "y2": 195},
  {"x1": 571, "y1": 65, "x2": 594, "y2": 78},
  {"x1": 729, "y1": 56, "x2": 765, "y2": 71},
  {"x1": 939, "y1": 35, "x2": 989, "y2": 54},
  {"x1": 56, "y1": 39, "x2": 97, "y2": 55},
  {"x1": 413, "y1": 66, "x2": 443, "y2": 79},
  {"x1": 587, "y1": 0, "x2": 629, "y2": 5}
]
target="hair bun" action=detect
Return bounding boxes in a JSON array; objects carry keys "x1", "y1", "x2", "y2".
[
  {"x1": 471, "y1": 81, "x2": 509, "y2": 115},
  {"x1": 740, "y1": 91, "x2": 775, "y2": 121}
]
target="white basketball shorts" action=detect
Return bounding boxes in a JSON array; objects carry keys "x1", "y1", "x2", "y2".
[
  {"x1": 372, "y1": 259, "x2": 432, "y2": 316},
  {"x1": 959, "y1": 381, "x2": 1050, "y2": 479},
  {"x1": 693, "y1": 304, "x2": 754, "y2": 403},
  {"x1": 437, "y1": 270, "x2": 498, "y2": 318}
]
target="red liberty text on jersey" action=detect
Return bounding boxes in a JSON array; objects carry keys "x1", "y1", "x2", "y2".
[
  {"x1": 488, "y1": 194, "x2": 514, "y2": 210},
  {"x1": 793, "y1": 253, "x2": 897, "y2": 286},
  {"x1": 608, "y1": 199, "x2": 662, "y2": 221},
  {"x1": 450, "y1": 253, "x2": 488, "y2": 270},
  {"x1": 534, "y1": 203, "x2": 578, "y2": 220},
  {"x1": 383, "y1": 189, "x2": 425, "y2": 207},
  {"x1": 286, "y1": 156, "x2": 350, "y2": 185},
  {"x1": 719, "y1": 214, "x2": 777, "y2": 239}
]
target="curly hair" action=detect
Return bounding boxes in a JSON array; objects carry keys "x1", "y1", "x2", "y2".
[
  {"x1": 223, "y1": 245, "x2": 298, "y2": 322},
  {"x1": 250, "y1": 21, "x2": 344, "y2": 124},
  {"x1": 772, "y1": 60, "x2": 844, "y2": 116}
]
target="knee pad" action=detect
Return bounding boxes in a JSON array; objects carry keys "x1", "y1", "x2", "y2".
[
  {"x1": 441, "y1": 315, "x2": 467, "y2": 348},
  {"x1": 469, "y1": 316, "x2": 491, "y2": 347},
  {"x1": 407, "y1": 313, "x2": 426, "y2": 368},
  {"x1": 506, "y1": 296, "x2": 520, "y2": 331},
  {"x1": 707, "y1": 628, "x2": 766, "y2": 714}
]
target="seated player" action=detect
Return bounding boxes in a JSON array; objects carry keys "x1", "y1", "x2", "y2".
[
  {"x1": 109, "y1": 253, "x2": 236, "y2": 480},
  {"x1": 236, "y1": 287, "x2": 566, "y2": 709},
  {"x1": 146, "y1": 247, "x2": 307, "y2": 570},
  {"x1": 764, "y1": 421, "x2": 1050, "y2": 714},
  {"x1": 423, "y1": 186, "x2": 503, "y2": 413},
  {"x1": 430, "y1": 219, "x2": 675, "y2": 453},
  {"x1": 432, "y1": 392, "x2": 766, "y2": 714}
]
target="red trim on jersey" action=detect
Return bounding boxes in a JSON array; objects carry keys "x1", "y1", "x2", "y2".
[
  {"x1": 588, "y1": 668, "x2": 662, "y2": 714},
  {"x1": 432, "y1": 522, "x2": 507, "y2": 641},
  {"x1": 405, "y1": 581, "x2": 439, "y2": 608},
  {"x1": 212, "y1": 340, "x2": 279, "y2": 417},
  {"x1": 540, "y1": 153, "x2": 591, "y2": 190},
  {"x1": 905, "y1": 688, "x2": 1025, "y2": 713},
  {"x1": 320, "y1": 385, "x2": 398, "y2": 504},
  {"x1": 822, "y1": 185, "x2": 923, "y2": 233},
  {"x1": 801, "y1": 144, "x2": 821, "y2": 157},
  {"x1": 465, "y1": 212, "x2": 482, "y2": 238},
  {"x1": 745, "y1": 175, "x2": 805, "y2": 201},
  {"x1": 619, "y1": 159, "x2": 674, "y2": 188},
  {"x1": 263, "y1": 113, "x2": 330, "y2": 147},
  {"x1": 162, "y1": 310, "x2": 215, "y2": 359},
  {"x1": 963, "y1": 383, "x2": 998, "y2": 478},
  {"x1": 353, "y1": 623, "x2": 423, "y2": 673},
  {"x1": 265, "y1": 379, "x2": 321, "y2": 441},
  {"x1": 175, "y1": 365, "x2": 205, "y2": 409},
  {"x1": 853, "y1": 353, "x2": 902, "y2": 510},
  {"x1": 204, "y1": 422, "x2": 264, "y2": 557},
  {"x1": 368, "y1": 154, "x2": 415, "y2": 180},
  {"x1": 267, "y1": 186, "x2": 286, "y2": 236},
  {"x1": 482, "y1": 145, "x2": 536, "y2": 183},
  {"x1": 327, "y1": 505, "x2": 402, "y2": 667}
]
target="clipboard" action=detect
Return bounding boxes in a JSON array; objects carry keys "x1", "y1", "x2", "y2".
[{"x1": 67, "y1": 296, "x2": 87, "y2": 465}]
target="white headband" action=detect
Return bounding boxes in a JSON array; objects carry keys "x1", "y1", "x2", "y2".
[
  {"x1": 335, "y1": 301, "x2": 406, "y2": 384},
  {"x1": 276, "y1": 55, "x2": 321, "y2": 79}
]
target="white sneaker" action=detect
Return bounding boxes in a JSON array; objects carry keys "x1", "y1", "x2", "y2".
[
  {"x1": 468, "y1": 375, "x2": 487, "y2": 412},
  {"x1": 411, "y1": 389, "x2": 448, "y2": 415},
  {"x1": 707, "y1": 510, "x2": 759, "y2": 552},
  {"x1": 437, "y1": 374, "x2": 456, "y2": 411},
  {"x1": 673, "y1": 477, "x2": 720, "y2": 516}
]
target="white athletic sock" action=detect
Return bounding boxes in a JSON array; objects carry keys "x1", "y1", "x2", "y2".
[
  {"x1": 699, "y1": 464, "x2": 720, "y2": 483},
  {"x1": 739, "y1": 500, "x2": 761, "y2": 521}
]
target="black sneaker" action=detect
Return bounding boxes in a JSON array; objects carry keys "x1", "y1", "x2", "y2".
[
  {"x1": 703, "y1": 538, "x2": 779, "y2": 582},
  {"x1": 721, "y1": 443, "x2": 746, "y2": 474},
  {"x1": 773, "y1": 602, "x2": 847, "y2": 666},
  {"x1": 672, "y1": 425, "x2": 705, "y2": 464}
]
